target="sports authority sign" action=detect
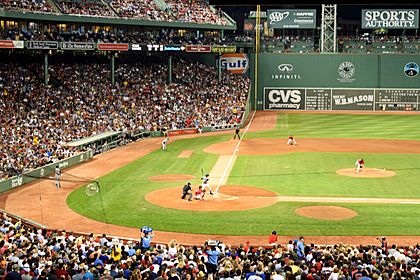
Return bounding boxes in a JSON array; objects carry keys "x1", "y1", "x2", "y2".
[
  {"x1": 263, "y1": 88, "x2": 305, "y2": 110},
  {"x1": 267, "y1": 9, "x2": 316, "y2": 29},
  {"x1": 362, "y1": 9, "x2": 419, "y2": 29}
]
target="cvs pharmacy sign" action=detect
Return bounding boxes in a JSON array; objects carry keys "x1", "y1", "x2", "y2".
[
  {"x1": 220, "y1": 53, "x2": 249, "y2": 74},
  {"x1": 263, "y1": 88, "x2": 305, "y2": 110}
]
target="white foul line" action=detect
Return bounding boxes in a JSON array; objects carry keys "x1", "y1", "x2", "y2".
[{"x1": 215, "y1": 110, "x2": 257, "y2": 193}]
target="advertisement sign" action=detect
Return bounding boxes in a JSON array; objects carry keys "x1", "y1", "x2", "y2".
[
  {"x1": 168, "y1": 128, "x2": 197, "y2": 136},
  {"x1": 0, "y1": 40, "x2": 24, "y2": 49},
  {"x1": 61, "y1": 42, "x2": 94, "y2": 51},
  {"x1": 131, "y1": 44, "x2": 143, "y2": 51},
  {"x1": 263, "y1": 88, "x2": 306, "y2": 110},
  {"x1": 220, "y1": 53, "x2": 249, "y2": 74},
  {"x1": 147, "y1": 44, "x2": 164, "y2": 51},
  {"x1": 267, "y1": 9, "x2": 316, "y2": 29},
  {"x1": 249, "y1": 11, "x2": 267, "y2": 18},
  {"x1": 331, "y1": 89, "x2": 374, "y2": 110},
  {"x1": 164, "y1": 45, "x2": 185, "y2": 51},
  {"x1": 185, "y1": 45, "x2": 211, "y2": 53},
  {"x1": 337, "y1": 61, "x2": 356, "y2": 83},
  {"x1": 27, "y1": 41, "x2": 58, "y2": 49},
  {"x1": 97, "y1": 43, "x2": 129, "y2": 51},
  {"x1": 244, "y1": 18, "x2": 266, "y2": 33},
  {"x1": 362, "y1": 9, "x2": 419, "y2": 29},
  {"x1": 211, "y1": 45, "x2": 237, "y2": 53}
]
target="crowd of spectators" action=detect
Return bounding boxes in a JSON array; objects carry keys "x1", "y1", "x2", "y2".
[
  {"x1": 0, "y1": 212, "x2": 420, "y2": 280},
  {"x1": 164, "y1": 0, "x2": 227, "y2": 25},
  {"x1": 0, "y1": 56, "x2": 249, "y2": 179},
  {"x1": 55, "y1": 0, "x2": 116, "y2": 17},
  {"x1": 0, "y1": 0, "x2": 53, "y2": 13},
  {"x1": 0, "y1": 0, "x2": 230, "y2": 25},
  {"x1": 107, "y1": 0, "x2": 175, "y2": 22}
]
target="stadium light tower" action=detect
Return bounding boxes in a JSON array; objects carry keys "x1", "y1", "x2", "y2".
[{"x1": 320, "y1": 4, "x2": 337, "y2": 53}]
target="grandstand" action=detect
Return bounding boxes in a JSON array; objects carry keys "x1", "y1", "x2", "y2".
[{"x1": 1, "y1": 2, "x2": 420, "y2": 280}]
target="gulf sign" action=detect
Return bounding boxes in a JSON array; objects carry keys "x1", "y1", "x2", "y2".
[{"x1": 220, "y1": 53, "x2": 249, "y2": 74}]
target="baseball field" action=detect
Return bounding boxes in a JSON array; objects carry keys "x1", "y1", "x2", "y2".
[
  {"x1": 3, "y1": 110, "x2": 420, "y2": 245},
  {"x1": 61, "y1": 111, "x2": 420, "y2": 239}
]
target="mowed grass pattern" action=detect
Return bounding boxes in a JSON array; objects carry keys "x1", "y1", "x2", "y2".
[
  {"x1": 247, "y1": 113, "x2": 420, "y2": 140},
  {"x1": 67, "y1": 112, "x2": 420, "y2": 236}
]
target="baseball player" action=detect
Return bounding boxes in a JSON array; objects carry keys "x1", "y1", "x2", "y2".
[
  {"x1": 162, "y1": 137, "x2": 169, "y2": 151},
  {"x1": 193, "y1": 185, "x2": 205, "y2": 201},
  {"x1": 233, "y1": 128, "x2": 241, "y2": 140},
  {"x1": 355, "y1": 158, "x2": 365, "y2": 174},
  {"x1": 55, "y1": 165, "x2": 61, "y2": 189},
  {"x1": 287, "y1": 135, "x2": 297, "y2": 145},
  {"x1": 201, "y1": 174, "x2": 213, "y2": 195}
]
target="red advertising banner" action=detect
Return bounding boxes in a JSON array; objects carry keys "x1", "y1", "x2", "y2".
[
  {"x1": 0, "y1": 40, "x2": 24, "y2": 49},
  {"x1": 97, "y1": 43, "x2": 129, "y2": 51},
  {"x1": 185, "y1": 45, "x2": 211, "y2": 53},
  {"x1": 168, "y1": 128, "x2": 197, "y2": 136}
]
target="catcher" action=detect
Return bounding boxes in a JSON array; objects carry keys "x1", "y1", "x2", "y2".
[
  {"x1": 355, "y1": 158, "x2": 365, "y2": 174},
  {"x1": 194, "y1": 185, "x2": 205, "y2": 200}
]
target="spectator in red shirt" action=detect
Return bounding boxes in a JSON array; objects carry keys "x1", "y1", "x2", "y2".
[{"x1": 269, "y1": 230, "x2": 278, "y2": 245}]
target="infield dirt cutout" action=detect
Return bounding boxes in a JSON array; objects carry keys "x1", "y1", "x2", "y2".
[
  {"x1": 295, "y1": 206, "x2": 358, "y2": 220},
  {"x1": 336, "y1": 168, "x2": 396, "y2": 178},
  {"x1": 145, "y1": 185, "x2": 278, "y2": 211},
  {"x1": 148, "y1": 174, "x2": 195, "y2": 182}
]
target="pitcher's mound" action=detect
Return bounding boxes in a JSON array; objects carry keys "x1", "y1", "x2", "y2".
[
  {"x1": 145, "y1": 185, "x2": 278, "y2": 211},
  {"x1": 296, "y1": 206, "x2": 357, "y2": 220},
  {"x1": 336, "y1": 168, "x2": 395, "y2": 178},
  {"x1": 149, "y1": 174, "x2": 195, "y2": 182}
]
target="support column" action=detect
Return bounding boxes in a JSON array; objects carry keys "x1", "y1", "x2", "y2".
[
  {"x1": 44, "y1": 52, "x2": 49, "y2": 85},
  {"x1": 218, "y1": 52, "x2": 222, "y2": 83},
  {"x1": 110, "y1": 53, "x2": 115, "y2": 84},
  {"x1": 168, "y1": 55, "x2": 172, "y2": 83}
]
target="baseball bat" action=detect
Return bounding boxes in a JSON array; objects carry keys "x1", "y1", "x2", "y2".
[{"x1": 201, "y1": 168, "x2": 204, "y2": 177}]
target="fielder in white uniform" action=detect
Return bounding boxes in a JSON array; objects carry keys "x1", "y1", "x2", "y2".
[
  {"x1": 287, "y1": 135, "x2": 297, "y2": 145},
  {"x1": 162, "y1": 137, "x2": 169, "y2": 151},
  {"x1": 201, "y1": 174, "x2": 213, "y2": 195},
  {"x1": 355, "y1": 159, "x2": 365, "y2": 174}
]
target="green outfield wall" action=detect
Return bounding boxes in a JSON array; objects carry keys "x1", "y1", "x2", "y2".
[{"x1": 251, "y1": 53, "x2": 420, "y2": 111}]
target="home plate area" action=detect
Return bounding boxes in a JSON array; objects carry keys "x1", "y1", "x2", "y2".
[{"x1": 145, "y1": 185, "x2": 278, "y2": 211}]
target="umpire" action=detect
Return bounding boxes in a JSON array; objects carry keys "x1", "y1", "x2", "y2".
[{"x1": 181, "y1": 182, "x2": 192, "y2": 201}]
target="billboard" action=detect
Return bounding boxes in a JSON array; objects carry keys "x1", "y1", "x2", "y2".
[
  {"x1": 220, "y1": 53, "x2": 249, "y2": 74},
  {"x1": 263, "y1": 88, "x2": 306, "y2": 110},
  {"x1": 27, "y1": 41, "x2": 58, "y2": 49},
  {"x1": 262, "y1": 88, "x2": 420, "y2": 111},
  {"x1": 362, "y1": 9, "x2": 419, "y2": 29},
  {"x1": 0, "y1": 40, "x2": 24, "y2": 49},
  {"x1": 97, "y1": 43, "x2": 129, "y2": 51},
  {"x1": 61, "y1": 42, "x2": 94, "y2": 51},
  {"x1": 267, "y1": 9, "x2": 316, "y2": 29}
]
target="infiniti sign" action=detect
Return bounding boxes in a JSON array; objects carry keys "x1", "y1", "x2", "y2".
[{"x1": 278, "y1": 64, "x2": 294, "y2": 72}]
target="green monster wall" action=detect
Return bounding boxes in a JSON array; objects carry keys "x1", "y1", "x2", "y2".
[{"x1": 250, "y1": 53, "x2": 420, "y2": 111}]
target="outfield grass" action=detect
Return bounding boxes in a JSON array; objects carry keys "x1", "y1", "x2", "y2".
[
  {"x1": 67, "y1": 112, "x2": 420, "y2": 236},
  {"x1": 246, "y1": 113, "x2": 420, "y2": 140}
]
